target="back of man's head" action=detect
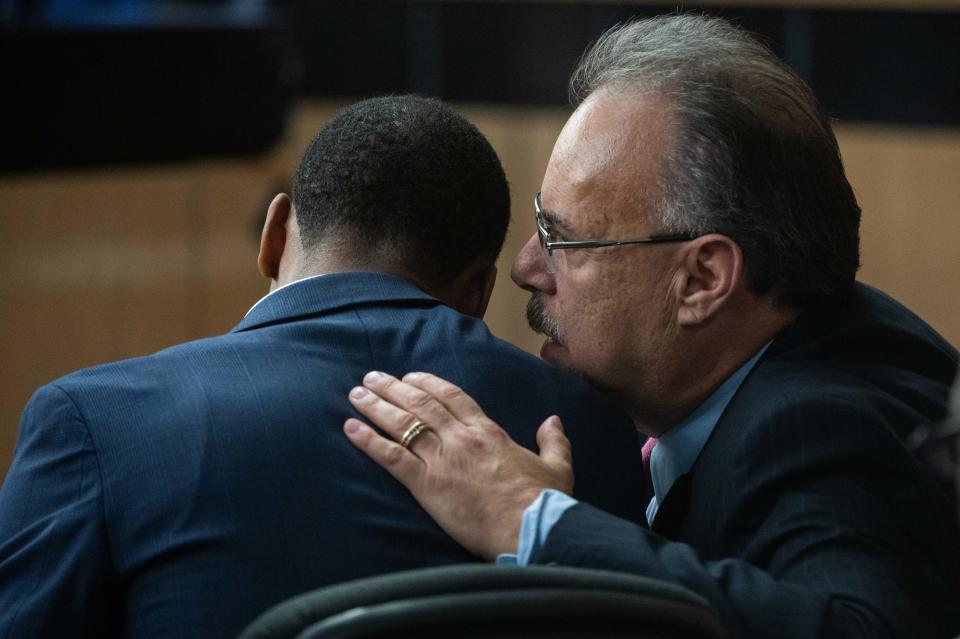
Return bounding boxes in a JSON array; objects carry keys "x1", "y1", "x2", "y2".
[
  {"x1": 291, "y1": 95, "x2": 510, "y2": 289},
  {"x1": 571, "y1": 15, "x2": 861, "y2": 310}
]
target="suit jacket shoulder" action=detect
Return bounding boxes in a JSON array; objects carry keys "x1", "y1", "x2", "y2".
[
  {"x1": 0, "y1": 272, "x2": 644, "y2": 639},
  {"x1": 538, "y1": 283, "x2": 960, "y2": 639}
]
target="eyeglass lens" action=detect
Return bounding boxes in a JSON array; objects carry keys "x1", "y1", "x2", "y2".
[{"x1": 535, "y1": 194, "x2": 557, "y2": 273}]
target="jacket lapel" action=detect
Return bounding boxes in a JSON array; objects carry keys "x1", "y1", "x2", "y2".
[{"x1": 651, "y1": 472, "x2": 693, "y2": 538}]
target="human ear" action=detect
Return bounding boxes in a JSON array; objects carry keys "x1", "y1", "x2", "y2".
[
  {"x1": 445, "y1": 262, "x2": 497, "y2": 319},
  {"x1": 468, "y1": 263, "x2": 498, "y2": 319},
  {"x1": 675, "y1": 234, "x2": 742, "y2": 327},
  {"x1": 257, "y1": 193, "x2": 292, "y2": 281}
]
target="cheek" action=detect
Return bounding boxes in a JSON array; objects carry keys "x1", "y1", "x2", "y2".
[
  {"x1": 558, "y1": 283, "x2": 629, "y2": 354},
  {"x1": 568, "y1": 262, "x2": 666, "y2": 354}
]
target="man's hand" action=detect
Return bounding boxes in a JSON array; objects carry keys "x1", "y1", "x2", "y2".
[{"x1": 343, "y1": 370, "x2": 574, "y2": 560}]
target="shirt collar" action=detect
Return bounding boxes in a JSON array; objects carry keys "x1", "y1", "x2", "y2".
[
  {"x1": 647, "y1": 343, "x2": 770, "y2": 523},
  {"x1": 244, "y1": 273, "x2": 330, "y2": 317},
  {"x1": 231, "y1": 271, "x2": 441, "y2": 334}
]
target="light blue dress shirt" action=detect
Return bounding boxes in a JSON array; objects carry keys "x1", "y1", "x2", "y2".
[{"x1": 498, "y1": 344, "x2": 769, "y2": 565}]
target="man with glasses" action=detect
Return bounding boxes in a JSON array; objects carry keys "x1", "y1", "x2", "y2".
[
  {"x1": 0, "y1": 95, "x2": 644, "y2": 639},
  {"x1": 344, "y1": 16, "x2": 960, "y2": 639},
  {"x1": 533, "y1": 192, "x2": 695, "y2": 273}
]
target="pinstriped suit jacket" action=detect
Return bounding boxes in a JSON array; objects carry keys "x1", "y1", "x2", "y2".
[
  {"x1": 0, "y1": 272, "x2": 644, "y2": 639},
  {"x1": 535, "y1": 283, "x2": 960, "y2": 639}
]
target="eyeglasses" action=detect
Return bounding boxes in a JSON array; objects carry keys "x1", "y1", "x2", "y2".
[{"x1": 535, "y1": 193, "x2": 695, "y2": 273}]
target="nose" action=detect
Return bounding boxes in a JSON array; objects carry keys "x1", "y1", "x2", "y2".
[{"x1": 511, "y1": 232, "x2": 557, "y2": 295}]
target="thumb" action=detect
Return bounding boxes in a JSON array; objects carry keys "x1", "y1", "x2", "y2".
[{"x1": 536, "y1": 415, "x2": 573, "y2": 472}]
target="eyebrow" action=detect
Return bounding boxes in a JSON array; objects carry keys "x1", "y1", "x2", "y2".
[{"x1": 538, "y1": 204, "x2": 576, "y2": 235}]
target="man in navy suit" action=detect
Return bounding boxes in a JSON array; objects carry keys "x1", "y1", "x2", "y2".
[
  {"x1": 344, "y1": 18, "x2": 960, "y2": 639},
  {"x1": 0, "y1": 96, "x2": 644, "y2": 638}
]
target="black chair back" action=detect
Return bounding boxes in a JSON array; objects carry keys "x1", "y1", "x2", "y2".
[{"x1": 239, "y1": 564, "x2": 727, "y2": 639}]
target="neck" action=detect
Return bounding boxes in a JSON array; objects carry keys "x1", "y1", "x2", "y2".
[
  {"x1": 286, "y1": 242, "x2": 495, "y2": 320},
  {"x1": 285, "y1": 249, "x2": 459, "y2": 306},
  {"x1": 280, "y1": 246, "x2": 421, "y2": 289},
  {"x1": 630, "y1": 300, "x2": 795, "y2": 437}
]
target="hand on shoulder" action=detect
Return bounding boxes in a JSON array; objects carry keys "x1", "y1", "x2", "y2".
[{"x1": 344, "y1": 370, "x2": 574, "y2": 560}]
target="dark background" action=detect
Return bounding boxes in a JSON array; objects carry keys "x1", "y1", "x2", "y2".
[{"x1": 2, "y1": 0, "x2": 958, "y2": 172}]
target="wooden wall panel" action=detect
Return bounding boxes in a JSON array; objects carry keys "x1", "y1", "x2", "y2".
[
  {"x1": 191, "y1": 164, "x2": 288, "y2": 335},
  {"x1": 1, "y1": 101, "x2": 958, "y2": 480},
  {"x1": 837, "y1": 124, "x2": 960, "y2": 347},
  {"x1": 461, "y1": 105, "x2": 572, "y2": 356},
  {"x1": 0, "y1": 165, "x2": 273, "y2": 476}
]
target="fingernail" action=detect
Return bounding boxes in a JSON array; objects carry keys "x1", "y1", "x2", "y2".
[
  {"x1": 364, "y1": 371, "x2": 383, "y2": 384},
  {"x1": 344, "y1": 421, "x2": 361, "y2": 434},
  {"x1": 350, "y1": 386, "x2": 369, "y2": 400},
  {"x1": 403, "y1": 372, "x2": 422, "y2": 382}
]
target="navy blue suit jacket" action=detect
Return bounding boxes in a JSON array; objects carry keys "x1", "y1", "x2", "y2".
[
  {"x1": 535, "y1": 283, "x2": 960, "y2": 638},
  {"x1": 0, "y1": 272, "x2": 644, "y2": 639}
]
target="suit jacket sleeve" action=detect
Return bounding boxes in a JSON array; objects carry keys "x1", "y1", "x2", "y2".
[
  {"x1": 532, "y1": 394, "x2": 959, "y2": 639},
  {"x1": 0, "y1": 383, "x2": 116, "y2": 638}
]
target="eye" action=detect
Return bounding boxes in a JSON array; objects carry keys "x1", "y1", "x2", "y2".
[
  {"x1": 542, "y1": 219, "x2": 567, "y2": 243},
  {"x1": 541, "y1": 221, "x2": 557, "y2": 242}
]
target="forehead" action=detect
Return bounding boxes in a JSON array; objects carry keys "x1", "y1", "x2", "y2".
[{"x1": 542, "y1": 89, "x2": 673, "y2": 234}]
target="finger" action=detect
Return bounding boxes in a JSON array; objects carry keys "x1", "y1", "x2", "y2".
[
  {"x1": 349, "y1": 383, "x2": 443, "y2": 457},
  {"x1": 400, "y1": 371, "x2": 487, "y2": 424},
  {"x1": 343, "y1": 419, "x2": 425, "y2": 484},
  {"x1": 361, "y1": 371, "x2": 459, "y2": 431},
  {"x1": 536, "y1": 416, "x2": 573, "y2": 472}
]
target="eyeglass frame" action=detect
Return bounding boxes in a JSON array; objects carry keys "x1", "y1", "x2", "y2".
[{"x1": 534, "y1": 192, "x2": 696, "y2": 272}]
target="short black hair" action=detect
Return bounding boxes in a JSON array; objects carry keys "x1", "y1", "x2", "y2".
[{"x1": 291, "y1": 95, "x2": 510, "y2": 287}]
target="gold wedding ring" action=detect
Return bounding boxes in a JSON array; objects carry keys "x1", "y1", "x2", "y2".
[{"x1": 400, "y1": 420, "x2": 432, "y2": 449}]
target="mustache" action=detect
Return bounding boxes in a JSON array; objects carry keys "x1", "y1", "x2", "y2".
[{"x1": 525, "y1": 294, "x2": 563, "y2": 343}]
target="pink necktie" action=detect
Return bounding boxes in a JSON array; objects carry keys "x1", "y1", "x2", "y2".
[{"x1": 641, "y1": 437, "x2": 658, "y2": 501}]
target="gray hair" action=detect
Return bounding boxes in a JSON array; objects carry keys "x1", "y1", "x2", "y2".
[{"x1": 570, "y1": 15, "x2": 861, "y2": 309}]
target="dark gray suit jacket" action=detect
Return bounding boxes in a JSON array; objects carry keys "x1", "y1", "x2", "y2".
[{"x1": 535, "y1": 283, "x2": 960, "y2": 639}]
